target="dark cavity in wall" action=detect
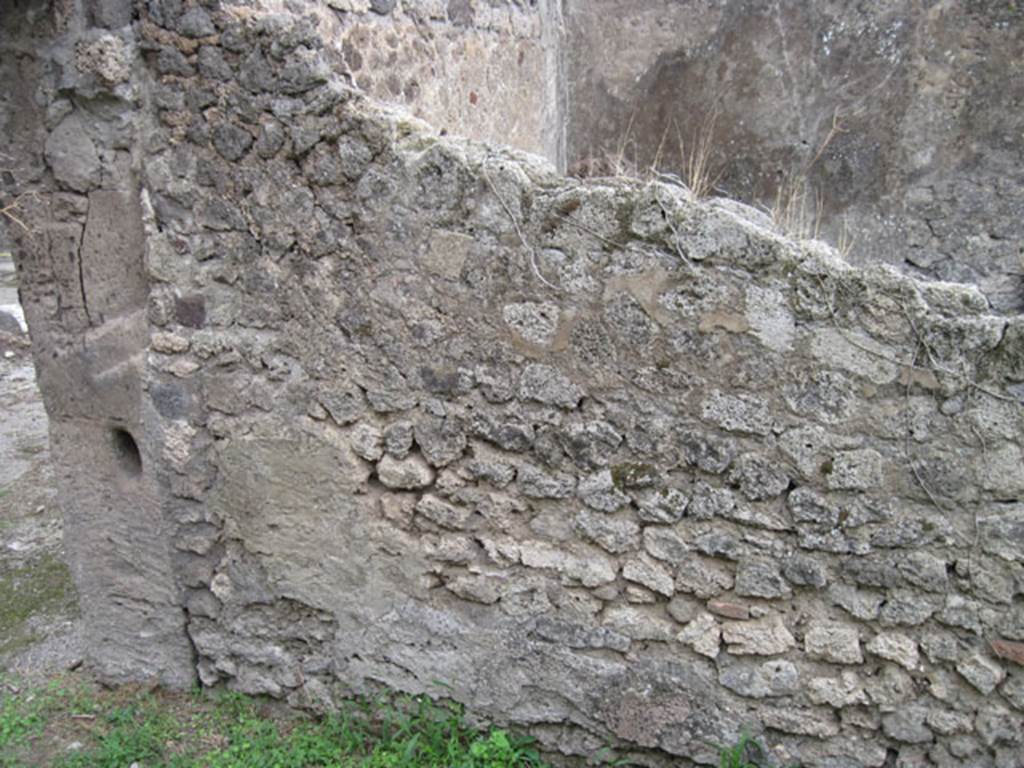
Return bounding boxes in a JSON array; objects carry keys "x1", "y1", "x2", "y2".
[{"x1": 111, "y1": 427, "x2": 142, "y2": 478}]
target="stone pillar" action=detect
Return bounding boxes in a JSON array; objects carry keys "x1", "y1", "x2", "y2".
[{"x1": 1, "y1": 0, "x2": 195, "y2": 687}]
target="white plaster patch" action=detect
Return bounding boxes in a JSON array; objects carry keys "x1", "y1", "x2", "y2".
[
  {"x1": 809, "y1": 327, "x2": 900, "y2": 384},
  {"x1": 745, "y1": 285, "x2": 795, "y2": 352}
]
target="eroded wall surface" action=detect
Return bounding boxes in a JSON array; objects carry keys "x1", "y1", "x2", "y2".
[
  {"x1": 4, "y1": 2, "x2": 1024, "y2": 767},
  {"x1": 565, "y1": 0, "x2": 1024, "y2": 313}
]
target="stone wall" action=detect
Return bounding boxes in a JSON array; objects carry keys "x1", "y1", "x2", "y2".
[
  {"x1": 4, "y1": 2, "x2": 1024, "y2": 767},
  {"x1": 564, "y1": 0, "x2": 1024, "y2": 313},
  {"x1": 231, "y1": 0, "x2": 566, "y2": 165}
]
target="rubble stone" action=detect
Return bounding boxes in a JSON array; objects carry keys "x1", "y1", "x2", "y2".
[
  {"x1": 805, "y1": 622, "x2": 863, "y2": 664},
  {"x1": 722, "y1": 615, "x2": 795, "y2": 656},
  {"x1": 718, "y1": 660, "x2": 799, "y2": 699},
  {"x1": 734, "y1": 559, "x2": 792, "y2": 599},
  {"x1": 807, "y1": 671, "x2": 869, "y2": 708},
  {"x1": 866, "y1": 632, "x2": 920, "y2": 671},
  {"x1": 957, "y1": 654, "x2": 1006, "y2": 695},
  {"x1": 377, "y1": 454, "x2": 435, "y2": 490}
]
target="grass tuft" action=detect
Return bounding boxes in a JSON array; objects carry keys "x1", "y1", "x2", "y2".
[
  {"x1": 676, "y1": 109, "x2": 723, "y2": 200},
  {"x1": 713, "y1": 728, "x2": 799, "y2": 768}
]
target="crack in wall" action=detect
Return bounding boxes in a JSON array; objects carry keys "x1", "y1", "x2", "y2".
[{"x1": 75, "y1": 198, "x2": 92, "y2": 327}]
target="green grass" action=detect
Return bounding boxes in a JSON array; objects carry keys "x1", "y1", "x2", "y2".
[
  {"x1": 0, "y1": 676, "x2": 798, "y2": 767},
  {"x1": 0, "y1": 677, "x2": 548, "y2": 768},
  {"x1": 0, "y1": 678, "x2": 98, "y2": 758}
]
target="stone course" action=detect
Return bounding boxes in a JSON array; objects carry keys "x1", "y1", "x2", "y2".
[{"x1": 2, "y1": 1, "x2": 1024, "y2": 766}]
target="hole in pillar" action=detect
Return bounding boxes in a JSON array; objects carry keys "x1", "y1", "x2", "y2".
[{"x1": 111, "y1": 427, "x2": 143, "y2": 477}]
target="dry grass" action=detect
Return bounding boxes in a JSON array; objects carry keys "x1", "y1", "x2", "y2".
[
  {"x1": 769, "y1": 108, "x2": 856, "y2": 258},
  {"x1": 607, "y1": 110, "x2": 639, "y2": 177},
  {"x1": 835, "y1": 216, "x2": 856, "y2": 260},
  {"x1": 0, "y1": 151, "x2": 36, "y2": 238},
  {"x1": 0, "y1": 194, "x2": 35, "y2": 236},
  {"x1": 675, "y1": 108, "x2": 722, "y2": 200},
  {"x1": 575, "y1": 105, "x2": 859, "y2": 258},
  {"x1": 770, "y1": 177, "x2": 856, "y2": 259},
  {"x1": 580, "y1": 108, "x2": 723, "y2": 201},
  {"x1": 771, "y1": 176, "x2": 823, "y2": 242}
]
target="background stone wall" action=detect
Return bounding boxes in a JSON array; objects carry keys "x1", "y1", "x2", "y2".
[
  {"x1": 3, "y1": 2, "x2": 1024, "y2": 767},
  {"x1": 232, "y1": 0, "x2": 566, "y2": 165},
  {"x1": 564, "y1": 0, "x2": 1024, "y2": 313}
]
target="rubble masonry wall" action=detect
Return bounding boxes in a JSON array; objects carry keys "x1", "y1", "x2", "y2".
[{"x1": 3, "y1": 2, "x2": 1024, "y2": 766}]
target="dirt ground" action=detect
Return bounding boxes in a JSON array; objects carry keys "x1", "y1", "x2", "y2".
[{"x1": 0, "y1": 253, "x2": 84, "y2": 682}]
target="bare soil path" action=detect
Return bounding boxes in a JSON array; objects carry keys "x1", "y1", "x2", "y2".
[{"x1": 0, "y1": 253, "x2": 84, "y2": 682}]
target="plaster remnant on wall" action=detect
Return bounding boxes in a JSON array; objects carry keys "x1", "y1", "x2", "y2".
[{"x1": 745, "y1": 285, "x2": 795, "y2": 353}]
